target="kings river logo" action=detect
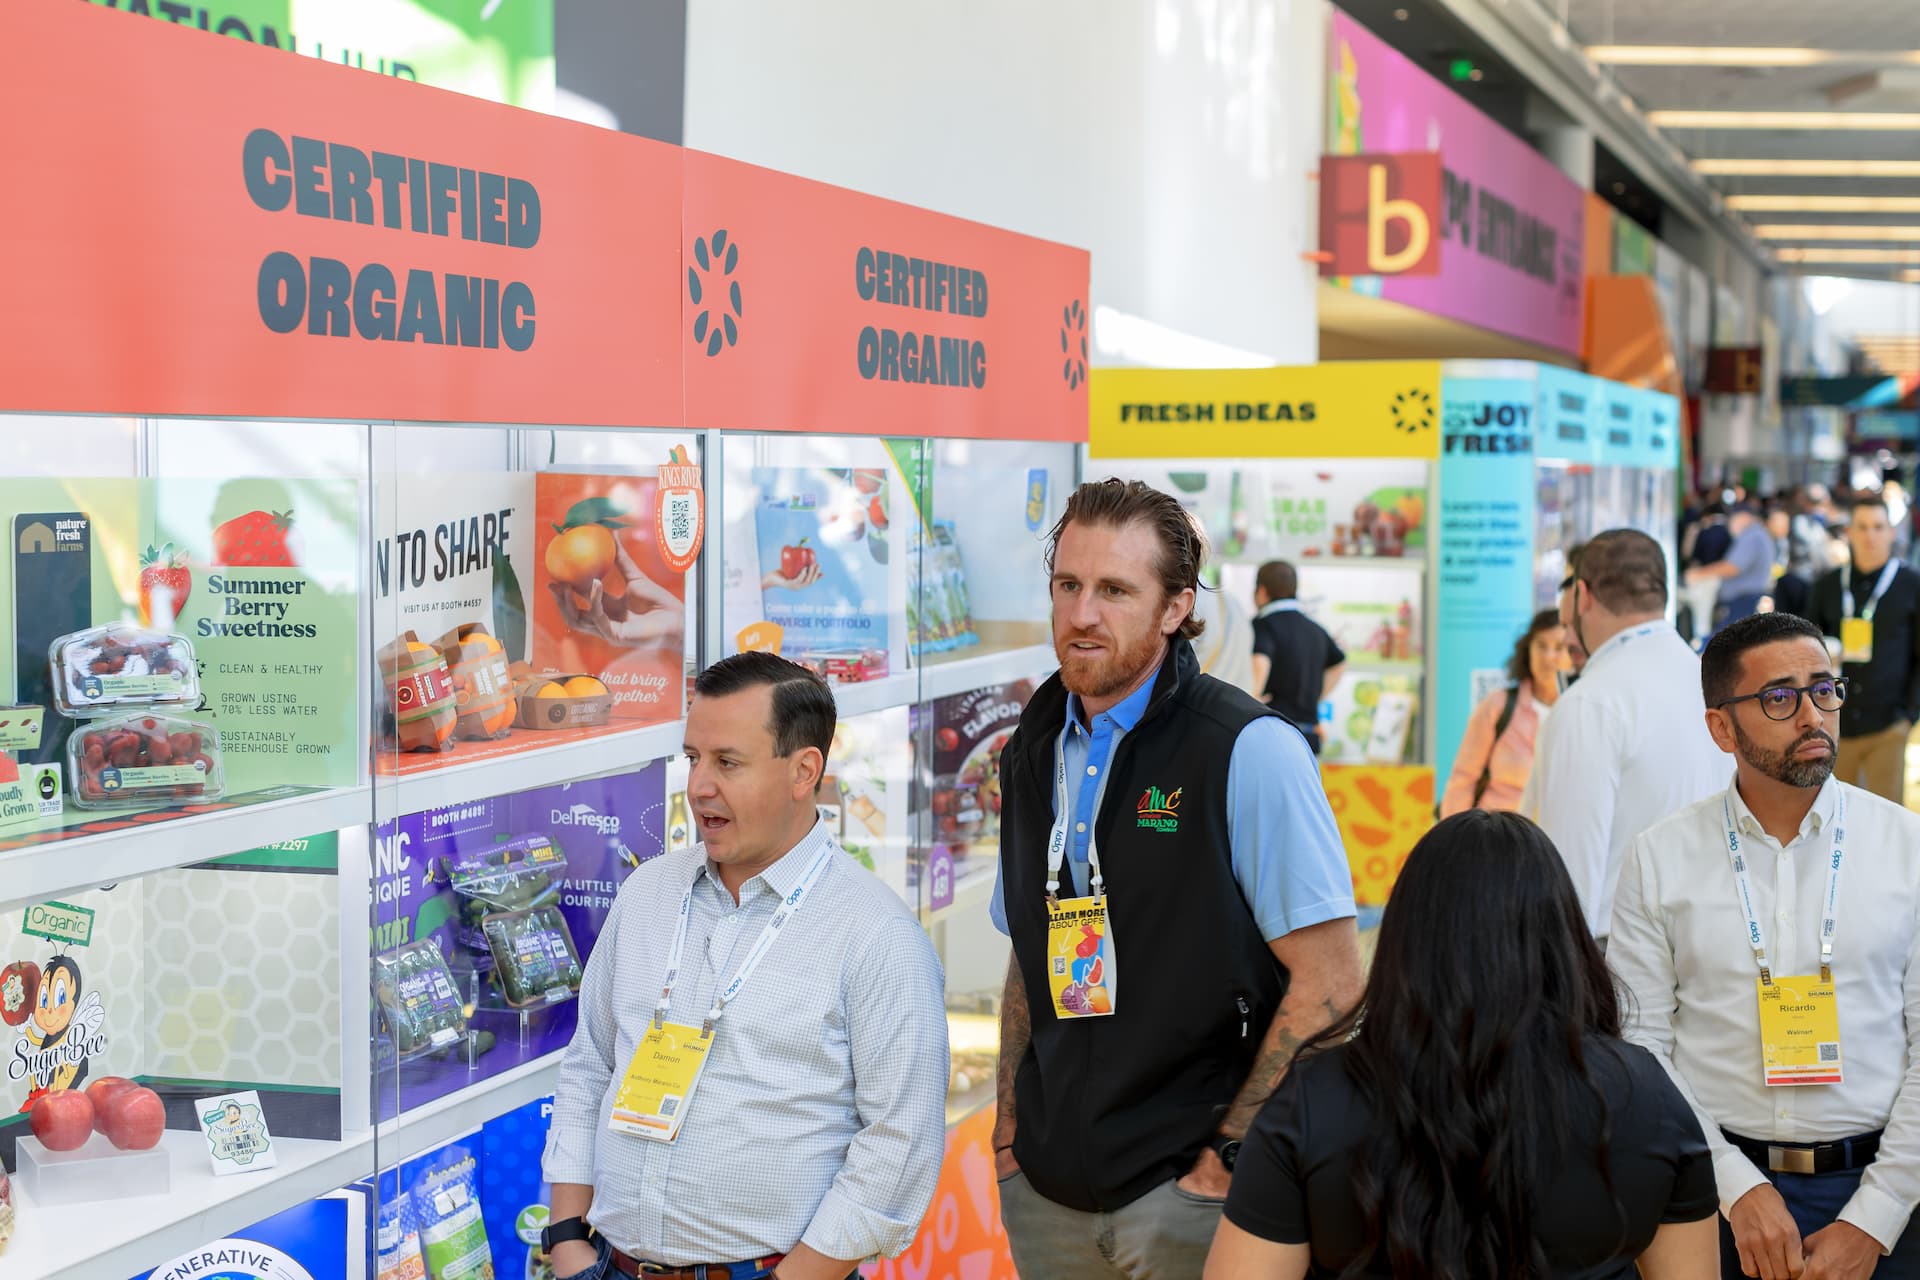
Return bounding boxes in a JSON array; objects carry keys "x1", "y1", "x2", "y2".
[
  {"x1": 688, "y1": 228, "x2": 743, "y2": 358},
  {"x1": 1137, "y1": 785, "x2": 1182, "y2": 832}
]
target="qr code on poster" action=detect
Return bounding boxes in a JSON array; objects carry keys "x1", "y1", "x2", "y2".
[
  {"x1": 1818, "y1": 1043, "x2": 1840, "y2": 1063},
  {"x1": 660, "y1": 1095, "x2": 681, "y2": 1118},
  {"x1": 1053, "y1": 958, "x2": 1066, "y2": 976}
]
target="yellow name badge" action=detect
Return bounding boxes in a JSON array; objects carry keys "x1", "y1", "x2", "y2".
[
  {"x1": 1047, "y1": 897, "x2": 1114, "y2": 1019},
  {"x1": 1842, "y1": 617, "x2": 1875, "y2": 664},
  {"x1": 608, "y1": 1021, "x2": 714, "y2": 1142},
  {"x1": 1757, "y1": 976, "x2": 1843, "y2": 1087}
]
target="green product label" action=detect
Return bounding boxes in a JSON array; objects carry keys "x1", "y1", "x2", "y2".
[
  {"x1": 23, "y1": 900, "x2": 95, "y2": 946},
  {"x1": 87, "y1": 671, "x2": 186, "y2": 700},
  {"x1": 420, "y1": 1200, "x2": 494, "y2": 1280},
  {"x1": 0, "y1": 706, "x2": 46, "y2": 751},
  {"x1": 100, "y1": 764, "x2": 205, "y2": 791}
]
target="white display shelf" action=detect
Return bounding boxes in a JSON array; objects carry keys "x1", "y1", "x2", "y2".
[
  {"x1": 15, "y1": 1057, "x2": 562, "y2": 1280},
  {"x1": 374, "y1": 718, "x2": 687, "y2": 824},
  {"x1": 832, "y1": 644, "x2": 1056, "y2": 721},
  {"x1": 1342, "y1": 657, "x2": 1426, "y2": 676},
  {"x1": 1295, "y1": 556, "x2": 1428, "y2": 573},
  {"x1": 0, "y1": 785, "x2": 373, "y2": 912}
]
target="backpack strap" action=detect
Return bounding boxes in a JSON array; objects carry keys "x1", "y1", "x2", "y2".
[{"x1": 1470, "y1": 685, "x2": 1523, "y2": 809}]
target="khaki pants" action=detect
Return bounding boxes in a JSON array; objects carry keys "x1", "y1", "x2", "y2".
[
  {"x1": 998, "y1": 1169, "x2": 1224, "y2": 1279},
  {"x1": 1835, "y1": 720, "x2": 1911, "y2": 803}
]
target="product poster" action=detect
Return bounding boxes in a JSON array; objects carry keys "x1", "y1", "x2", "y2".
[
  {"x1": 1105, "y1": 459, "x2": 1429, "y2": 564},
  {"x1": 1320, "y1": 670, "x2": 1423, "y2": 766},
  {"x1": 911, "y1": 682, "x2": 1032, "y2": 913},
  {"x1": 1321, "y1": 765, "x2": 1435, "y2": 906},
  {"x1": 134, "y1": 1190, "x2": 362, "y2": 1280},
  {"x1": 0, "y1": 476, "x2": 361, "y2": 807},
  {"x1": 1435, "y1": 375, "x2": 1539, "y2": 786},
  {"x1": 863, "y1": 1105, "x2": 1016, "y2": 1280},
  {"x1": 370, "y1": 765, "x2": 665, "y2": 1120},
  {"x1": 530, "y1": 470, "x2": 687, "y2": 724},
  {"x1": 375, "y1": 472, "x2": 535, "y2": 668},
  {"x1": 750, "y1": 467, "x2": 893, "y2": 664}
]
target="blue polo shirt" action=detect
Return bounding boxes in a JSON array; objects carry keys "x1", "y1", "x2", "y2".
[{"x1": 989, "y1": 665, "x2": 1355, "y2": 942}]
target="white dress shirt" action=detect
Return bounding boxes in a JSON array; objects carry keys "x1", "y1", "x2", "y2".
[
  {"x1": 1612, "y1": 776, "x2": 1920, "y2": 1249},
  {"x1": 1530, "y1": 621, "x2": 1725, "y2": 936},
  {"x1": 543, "y1": 820, "x2": 949, "y2": 1265}
]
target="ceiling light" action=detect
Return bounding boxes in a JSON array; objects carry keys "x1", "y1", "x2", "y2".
[
  {"x1": 1694, "y1": 158, "x2": 1920, "y2": 176},
  {"x1": 1650, "y1": 110, "x2": 1920, "y2": 130},
  {"x1": 1754, "y1": 225, "x2": 1920, "y2": 241},
  {"x1": 1587, "y1": 47, "x2": 1920, "y2": 68},
  {"x1": 1728, "y1": 195, "x2": 1920, "y2": 213},
  {"x1": 1774, "y1": 248, "x2": 1920, "y2": 264}
]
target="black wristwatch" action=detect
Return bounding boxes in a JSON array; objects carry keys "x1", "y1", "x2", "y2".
[
  {"x1": 541, "y1": 1216, "x2": 593, "y2": 1252},
  {"x1": 1210, "y1": 1134, "x2": 1241, "y2": 1172}
]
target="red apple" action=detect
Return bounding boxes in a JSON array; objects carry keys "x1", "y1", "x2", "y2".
[
  {"x1": 87, "y1": 1076, "x2": 138, "y2": 1128},
  {"x1": 30, "y1": 1091, "x2": 94, "y2": 1152},
  {"x1": 780, "y1": 542, "x2": 818, "y2": 579},
  {"x1": 100, "y1": 1086, "x2": 166, "y2": 1151}
]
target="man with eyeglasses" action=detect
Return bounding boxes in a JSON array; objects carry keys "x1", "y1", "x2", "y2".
[
  {"x1": 1526, "y1": 529, "x2": 1724, "y2": 939},
  {"x1": 1613, "y1": 612, "x2": 1920, "y2": 1280}
]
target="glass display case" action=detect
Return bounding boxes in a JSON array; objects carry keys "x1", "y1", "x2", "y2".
[{"x1": 0, "y1": 9, "x2": 1086, "y2": 1275}]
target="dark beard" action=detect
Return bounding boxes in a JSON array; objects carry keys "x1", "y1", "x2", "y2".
[{"x1": 1732, "y1": 718, "x2": 1837, "y2": 789}]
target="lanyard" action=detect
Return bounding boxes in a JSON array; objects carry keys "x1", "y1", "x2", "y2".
[
  {"x1": 1046, "y1": 729, "x2": 1105, "y2": 906},
  {"x1": 652, "y1": 837, "x2": 837, "y2": 1036},
  {"x1": 1842, "y1": 560, "x2": 1900, "y2": 622},
  {"x1": 1589, "y1": 620, "x2": 1667, "y2": 668},
  {"x1": 1721, "y1": 788, "x2": 1845, "y2": 985}
]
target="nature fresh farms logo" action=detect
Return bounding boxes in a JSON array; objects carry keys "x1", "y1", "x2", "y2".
[
  {"x1": 688, "y1": 228, "x2": 743, "y2": 357},
  {"x1": 1061, "y1": 299, "x2": 1088, "y2": 390},
  {"x1": 1391, "y1": 387, "x2": 1436, "y2": 434},
  {"x1": 1136, "y1": 785, "x2": 1182, "y2": 832}
]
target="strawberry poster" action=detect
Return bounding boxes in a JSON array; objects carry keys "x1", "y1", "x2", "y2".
[
  {"x1": 749, "y1": 467, "x2": 892, "y2": 660},
  {"x1": 156, "y1": 479, "x2": 361, "y2": 792},
  {"x1": 530, "y1": 470, "x2": 688, "y2": 725}
]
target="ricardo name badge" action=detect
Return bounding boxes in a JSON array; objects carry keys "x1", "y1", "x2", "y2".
[
  {"x1": 1757, "y1": 976, "x2": 1843, "y2": 1087},
  {"x1": 608, "y1": 1022, "x2": 714, "y2": 1142},
  {"x1": 1047, "y1": 897, "x2": 1114, "y2": 1018},
  {"x1": 1841, "y1": 617, "x2": 1874, "y2": 663}
]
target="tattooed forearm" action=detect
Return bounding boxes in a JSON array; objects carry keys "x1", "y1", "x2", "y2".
[
  {"x1": 1219, "y1": 993, "x2": 1347, "y2": 1139},
  {"x1": 994, "y1": 953, "x2": 1030, "y2": 1150}
]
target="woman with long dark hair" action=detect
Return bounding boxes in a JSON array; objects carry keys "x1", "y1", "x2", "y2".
[{"x1": 1204, "y1": 811, "x2": 1718, "y2": 1279}]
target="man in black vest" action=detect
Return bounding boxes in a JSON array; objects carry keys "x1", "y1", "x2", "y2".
[{"x1": 987, "y1": 479, "x2": 1362, "y2": 1277}]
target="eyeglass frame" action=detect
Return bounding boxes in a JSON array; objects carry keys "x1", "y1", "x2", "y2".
[{"x1": 1714, "y1": 677, "x2": 1850, "y2": 722}]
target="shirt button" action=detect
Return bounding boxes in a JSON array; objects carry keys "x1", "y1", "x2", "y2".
[
  {"x1": 1087, "y1": 765, "x2": 1099, "y2": 777},
  {"x1": 1076, "y1": 822, "x2": 1086, "y2": 833}
]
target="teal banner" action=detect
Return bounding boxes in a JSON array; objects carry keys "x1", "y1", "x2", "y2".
[{"x1": 1436, "y1": 374, "x2": 1540, "y2": 792}]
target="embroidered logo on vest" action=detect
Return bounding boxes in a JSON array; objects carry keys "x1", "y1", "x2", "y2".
[{"x1": 1137, "y1": 785, "x2": 1182, "y2": 832}]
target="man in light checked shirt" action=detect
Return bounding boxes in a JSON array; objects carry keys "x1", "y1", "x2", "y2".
[{"x1": 542, "y1": 653, "x2": 949, "y2": 1280}]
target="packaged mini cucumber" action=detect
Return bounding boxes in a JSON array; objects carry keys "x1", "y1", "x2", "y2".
[
  {"x1": 442, "y1": 835, "x2": 569, "y2": 966},
  {"x1": 414, "y1": 1156, "x2": 495, "y2": 1280},
  {"x1": 481, "y1": 906, "x2": 584, "y2": 1008}
]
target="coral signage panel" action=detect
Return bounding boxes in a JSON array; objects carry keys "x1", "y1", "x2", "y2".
[
  {"x1": 0, "y1": 1, "x2": 681, "y2": 427},
  {"x1": 681, "y1": 151, "x2": 1092, "y2": 442}
]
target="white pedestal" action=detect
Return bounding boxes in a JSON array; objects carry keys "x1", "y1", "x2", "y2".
[{"x1": 16, "y1": 1133, "x2": 171, "y2": 1205}]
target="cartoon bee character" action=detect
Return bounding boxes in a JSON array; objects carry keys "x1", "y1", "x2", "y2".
[{"x1": 17, "y1": 955, "x2": 104, "y2": 1112}]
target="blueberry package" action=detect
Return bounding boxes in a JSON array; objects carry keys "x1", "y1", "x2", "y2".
[
  {"x1": 480, "y1": 906, "x2": 584, "y2": 1009},
  {"x1": 414, "y1": 1156, "x2": 495, "y2": 1280},
  {"x1": 375, "y1": 939, "x2": 468, "y2": 1059}
]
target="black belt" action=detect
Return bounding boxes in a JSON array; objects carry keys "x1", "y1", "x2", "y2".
[{"x1": 1724, "y1": 1128, "x2": 1882, "y2": 1176}]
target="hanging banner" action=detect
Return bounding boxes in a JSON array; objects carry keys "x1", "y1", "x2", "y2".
[
  {"x1": 0, "y1": 1, "x2": 681, "y2": 427},
  {"x1": 1327, "y1": 13, "x2": 1586, "y2": 358},
  {"x1": 1090, "y1": 364, "x2": 1443, "y2": 460},
  {"x1": 681, "y1": 150, "x2": 1091, "y2": 442}
]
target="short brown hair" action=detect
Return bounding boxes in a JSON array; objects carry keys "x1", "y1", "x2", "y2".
[
  {"x1": 1047, "y1": 478, "x2": 1206, "y2": 640},
  {"x1": 1575, "y1": 528, "x2": 1668, "y2": 615},
  {"x1": 1256, "y1": 561, "x2": 1298, "y2": 602}
]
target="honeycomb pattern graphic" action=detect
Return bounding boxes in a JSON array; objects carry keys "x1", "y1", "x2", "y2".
[
  {"x1": 143, "y1": 867, "x2": 342, "y2": 1088},
  {"x1": 0, "y1": 883, "x2": 150, "y2": 1113}
]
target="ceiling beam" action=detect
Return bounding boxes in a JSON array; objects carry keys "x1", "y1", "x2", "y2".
[{"x1": 1588, "y1": 47, "x2": 1920, "y2": 69}]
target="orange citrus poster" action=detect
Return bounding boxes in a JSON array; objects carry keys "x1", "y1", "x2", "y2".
[{"x1": 863, "y1": 1106, "x2": 1016, "y2": 1280}]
